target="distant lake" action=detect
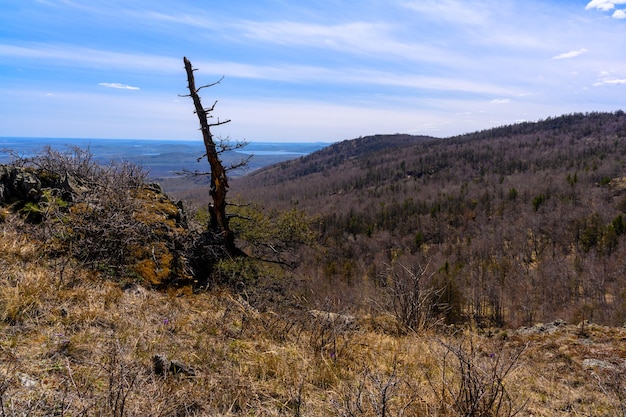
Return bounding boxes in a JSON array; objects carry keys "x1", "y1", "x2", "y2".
[{"x1": 0, "y1": 137, "x2": 329, "y2": 178}]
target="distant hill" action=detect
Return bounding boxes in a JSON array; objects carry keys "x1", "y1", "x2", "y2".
[
  {"x1": 233, "y1": 112, "x2": 626, "y2": 205},
  {"x1": 232, "y1": 111, "x2": 626, "y2": 328},
  {"x1": 237, "y1": 133, "x2": 434, "y2": 186}
]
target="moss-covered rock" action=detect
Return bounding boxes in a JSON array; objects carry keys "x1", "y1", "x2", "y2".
[{"x1": 1, "y1": 164, "x2": 197, "y2": 287}]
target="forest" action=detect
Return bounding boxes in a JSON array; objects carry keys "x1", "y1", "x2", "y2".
[{"x1": 231, "y1": 111, "x2": 626, "y2": 329}]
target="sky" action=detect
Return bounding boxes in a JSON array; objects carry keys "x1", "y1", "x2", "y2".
[{"x1": 0, "y1": 0, "x2": 625, "y2": 143}]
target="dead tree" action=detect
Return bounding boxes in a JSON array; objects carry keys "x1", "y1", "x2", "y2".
[{"x1": 182, "y1": 56, "x2": 237, "y2": 254}]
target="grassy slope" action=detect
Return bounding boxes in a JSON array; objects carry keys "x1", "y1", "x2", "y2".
[{"x1": 1, "y1": 215, "x2": 625, "y2": 416}]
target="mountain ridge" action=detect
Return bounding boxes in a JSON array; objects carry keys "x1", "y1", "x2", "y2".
[{"x1": 234, "y1": 111, "x2": 626, "y2": 196}]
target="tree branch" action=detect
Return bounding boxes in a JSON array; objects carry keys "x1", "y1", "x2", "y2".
[{"x1": 196, "y1": 76, "x2": 224, "y2": 92}]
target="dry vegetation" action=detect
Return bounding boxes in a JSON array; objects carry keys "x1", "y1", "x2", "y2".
[
  {"x1": 1, "y1": 216, "x2": 626, "y2": 416},
  {"x1": 2, "y1": 112, "x2": 626, "y2": 415}
]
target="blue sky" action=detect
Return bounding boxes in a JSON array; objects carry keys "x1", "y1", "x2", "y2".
[{"x1": 0, "y1": 0, "x2": 625, "y2": 142}]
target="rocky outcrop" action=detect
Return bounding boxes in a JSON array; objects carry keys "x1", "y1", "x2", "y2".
[
  {"x1": 515, "y1": 319, "x2": 568, "y2": 335},
  {"x1": 0, "y1": 163, "x2": 195, "y2": 286},
  {"x1": 0, "y1": 164, "x2": 87, "y2": 206},
  {"x1": 1, "y1": 161, "x2": 233, "y2": 289},
  {"x1": 0, "y1": 165, "x2": 43, "y2": 204}
]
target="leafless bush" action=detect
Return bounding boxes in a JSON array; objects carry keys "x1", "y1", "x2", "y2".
[
  {"x1": 23, "y1": 145, "x2": 147, "y2": 190},
  {"x1": 429, "y1": 337, "x2": 527, "y2": 417},
  {"x1": 332, "y1": 359, "x2": 422, "y2": 417},
  {"x1": 9, "y1": 146, "x2": 191, "y2": 284},
  {"x1": 383, "y1": 262, "x2": 445, "y2": 332},
  {"x1": 307, "y1": 307, "x2": 356, "y2": 362},
  {"x1": 590, "y1": 365, "x2": 626, "y2": 417},
  {"x1": 0, "y1": 359, "x2": 15, "y2": 416},
  {"x1": 101, "y1": 341, "x2": 141, "y2": 417}
]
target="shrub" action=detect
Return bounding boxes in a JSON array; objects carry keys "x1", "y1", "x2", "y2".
[
  {"x1": 383, "y1": 262, "x2": 444, "y2": 332},
  {"x1": 429, "y1": 337, "x2": 528, "y2": 417},
  {"x1": 6, "y1": 147, "x2": 193, "y2": 286},
  {"x1": 531, "y1": 193, "x2": 545, "y2": 211}
]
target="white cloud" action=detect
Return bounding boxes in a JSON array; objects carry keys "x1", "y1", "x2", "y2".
[
  {"x1": 593, "y1": 70, "x2": 626, "y2": 86},
  {"x1": 613, "y1": 9, "x2": 626, "y2": 18},
  {"x1": 585, "y1": 0, "x2": 626, "y2": 11},
  {"x1": 234, "y1": 19, "x2": 453, "y2": 65},
  {"x1": 99, "y1": 83, "x2": 140, "y2": 90},
  {"x1": 240, "y1": 20, "x2": 385, "y2": 47},
  {"x1": 586, "y1": 0, "x2": 626, "y2": 18},
  {"x1": 552, "y1": 49, "x2": 588, "y2": 59},
  {"x1": 0, "y1": 42, "x2": 508, "y2": 96},
  {"x1": 2, "y1": 1, "x2": 626, "y2": 141}
]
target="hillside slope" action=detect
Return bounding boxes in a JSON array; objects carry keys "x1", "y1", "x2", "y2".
[
  {"x1": 232, "y1": 111, "x2": 626, "y2": 328},
  {"x1": 245, "y1": 133, "x2": 433, "y2": 184},
  {"x1": 2, "y1": 222, "x2": 626, "y2": 416}
]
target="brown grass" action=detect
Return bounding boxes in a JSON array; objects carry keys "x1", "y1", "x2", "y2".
[{"x1": 1, "y1": 212, "x2": 625, "y2": 416}]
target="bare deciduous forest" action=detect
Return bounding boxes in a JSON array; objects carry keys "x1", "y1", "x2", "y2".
[{"x1": 231, "y1": 111, "x2": 626, "y2": 328}]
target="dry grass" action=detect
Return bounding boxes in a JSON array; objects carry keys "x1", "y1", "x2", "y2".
[{"x1": 1, "y1": 213, "x2": 625, "y2": 416}]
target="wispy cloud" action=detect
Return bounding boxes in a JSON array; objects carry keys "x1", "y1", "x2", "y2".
[
  {"x1": 0, "y1": 43, "x2": 181, "y2": 73},
  {"x1": 99, "y1": 83, "x2": 140, "y2": 90},
  {"x1": 0, "y1": 42, "x2": 518, "y2": 98},
  {"x1": 593, "y1": 78, "x2": 626, "y2": 86},
  {"x1": 134, "y1": 10, "x2": 214, "y2": 27},
  {"x1": 593, "y1": 70, "x2": 626, "y2": 87},
  {"x1": 2, "y1": 0, "x2": 625, "y2": 141},
  {"x1": 399, "y1": 0, "x2": 492, "y2": 25},
  {"x1": 239, "y1": 20, "x2": 386, "y2": 47},
  {"x1": 233, "y1": 19, "x2": 454, "y2": 66},
  {"x1": 552, "y1": 49, "x2": 588, "y2": 60}
]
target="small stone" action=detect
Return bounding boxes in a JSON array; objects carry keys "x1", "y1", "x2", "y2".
[
  {"x1": 169, "y1": 359, "x2": 196, "y2": 377},
  {"x1": 153, "y1": 354, "x2": 171, "y2": 376},
  {"x1": 17, "y1": 372, "x2": 37, "y2": 388},
  {"x1": 153, "y1": 354, "x2": 195, "y2": 377},
  {"x1": 582, "y1": 358, "x2": 616, "y2": 370}
]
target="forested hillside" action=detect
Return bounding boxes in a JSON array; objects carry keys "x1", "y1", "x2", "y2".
[{"x1": 232, "y1": 111, "x2": 626, "y2": 328}]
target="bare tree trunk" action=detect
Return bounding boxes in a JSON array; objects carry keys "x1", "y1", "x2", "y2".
[{"x1": 182, "y1": 56, "x2": 236, "y2": 254}]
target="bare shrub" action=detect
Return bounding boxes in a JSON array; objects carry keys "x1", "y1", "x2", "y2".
[
  {"x1": 590, "y1": 365, "x2": 626, "y2": 417},
  {"x1": 307, "y1": 308, "x2": 356, "y2": 362},
  {"x1": 101, "y1": 341, "x2": 141, "y2": 417},
  {"x1": 383, "y1": 262, "x2": 445, "y2": 332},
  {"x1": 0, "y1": 356, "x2": 17, "y2": 416},
  {"x1": 331, "y1": 359, "x2": 422, "y2": 417},
  {"x1": 10, "y1": 146, "x2": 193, "y2": 286},
  {"x1": 428, "y1": 337, "x2": 527, "y2": 417},
  {"x1": 26, "y1": 145, "x2": 147, "y2": 190}
]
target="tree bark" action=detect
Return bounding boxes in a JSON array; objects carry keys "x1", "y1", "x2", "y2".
[{"x1": 183, "y1": 57, "x2": 236, "y2": 253}]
